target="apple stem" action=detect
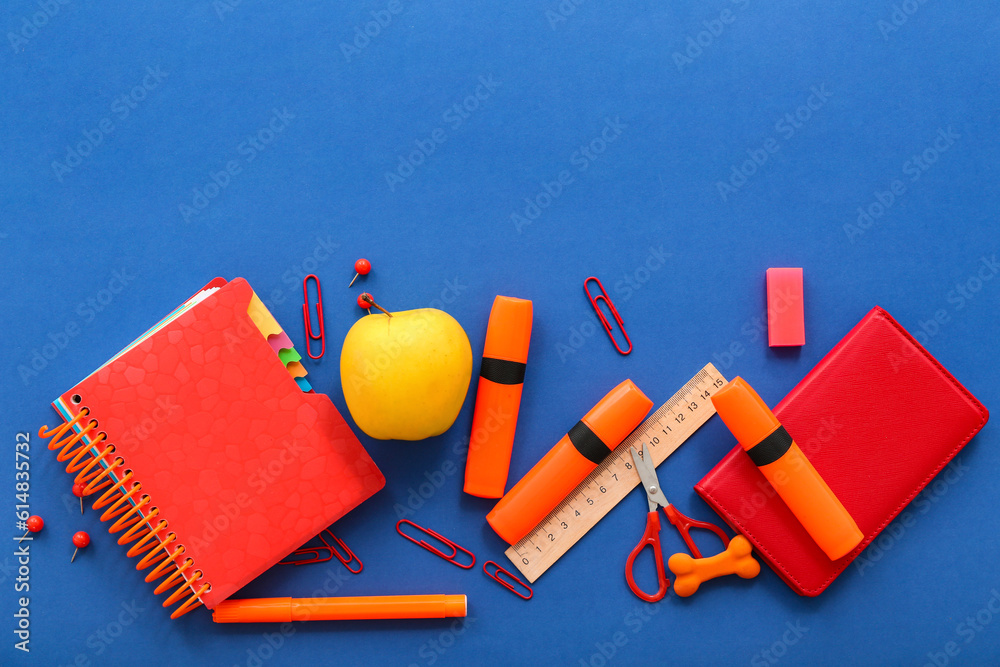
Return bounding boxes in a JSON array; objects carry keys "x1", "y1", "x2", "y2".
[{"x1": 361, "y1": 293, "x2": 392, "y2": 318}]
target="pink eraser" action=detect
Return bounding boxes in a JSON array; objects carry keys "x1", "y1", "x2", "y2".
[{"x1": 766, "y1": 268, "x2": 804, "y2": 347}]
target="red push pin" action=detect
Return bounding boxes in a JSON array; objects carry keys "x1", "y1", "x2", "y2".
[
  {"x1": 71, "y1": 531, "x2": 90, "y2": 563},
  {"x1": 358, "y1": 292, "x2": 392, "y2": 317},
  {"x1": 73, "y1": 482, "x2": 87, "y2": 514},
  {"x1": 18, "y1": 515, "x2": 43, "y2": 542},
  {"x1": 349, "y1": 258, "x2": 371, "y2": 288}
]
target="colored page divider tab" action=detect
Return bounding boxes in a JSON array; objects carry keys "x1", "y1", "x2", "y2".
[
  {"x1": 248, "y1": 293, "x2": 284, "y2": 340},
  {"x1": 245, "y1": 294, "x2": 312, "y2": 392},
  {"x1": 269, "y1": 331, "x2": 295, "y2": 356}
]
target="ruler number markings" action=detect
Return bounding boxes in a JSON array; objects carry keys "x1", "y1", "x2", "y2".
[{"x1": 505, "y1": 364, "x2": 727, "y2": 582}]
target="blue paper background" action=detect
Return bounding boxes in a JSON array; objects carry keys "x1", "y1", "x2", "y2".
[{"x1": 2, "y1": 1, "x2": 998, "y2": 665}]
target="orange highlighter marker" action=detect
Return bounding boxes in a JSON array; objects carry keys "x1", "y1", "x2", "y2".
[
  {"x1": 212, "y1": 595, "x2": 467, "y2": 623},
  {"x1": 711, "y1": 377, "x2": 863, "y2": 560},
  {"x1": 487, "y1": 379, "x2": 653, "y2": 545},
  {"x1": 465, "y1": 296, "x2": 533, "y2": 498}
]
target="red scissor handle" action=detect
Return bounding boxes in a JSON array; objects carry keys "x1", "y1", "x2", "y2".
[
  {"x1": 663, "y1": 504, "x2": 730, "y2": 559},
  {"x1": 625, "y1": 511, "x2": 669, "y2": 603}
]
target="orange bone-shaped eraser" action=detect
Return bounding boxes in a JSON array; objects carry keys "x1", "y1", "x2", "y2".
[{"x1": 668, "y1": 535, "x2": 760, "y2": 597}]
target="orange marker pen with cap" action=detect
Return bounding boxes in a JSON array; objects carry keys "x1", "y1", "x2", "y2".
[
  {"x1": 711, "y1": 377, "x2": 863, "y2": 560},
  {"x1": 212, "y1": 595, "x2": 467, "y2": 623},
  {"x1": 487, "y1": 379, "x2": 653, "y2": 545},
  {"x1": 465, "y1": 296, "x2": 533, "y2": 498}
]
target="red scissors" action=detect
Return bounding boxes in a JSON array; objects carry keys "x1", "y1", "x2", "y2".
[{"x1": 625, "y1": 442, "x2": 730, "y2": 602}]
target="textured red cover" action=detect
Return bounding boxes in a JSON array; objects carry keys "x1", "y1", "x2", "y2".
[
  {"x1": 695, "y1": 306, "x2": 988, "y2": 596},
  {"x1": 54, "y1": 278, "x2": 385, "y2": 608}
]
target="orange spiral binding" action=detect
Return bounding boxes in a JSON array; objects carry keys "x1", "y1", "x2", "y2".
[{"x1": 39, "y1": 408, "x2": 211, "y2": 619}]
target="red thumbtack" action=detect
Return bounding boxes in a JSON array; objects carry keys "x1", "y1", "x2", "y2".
[
  {"x1": 73, "y1": 483, "x2": 86, "y2": 514},
  {"x1": 71, "y1": 531, "x2": 90, "y2": 563},
  {"x1": 19, "y1": 515, "x2": 43, "y2": 542},
  {"x1": 357, "y1": 293, "x2": 392, "y2": 317},
  {"x1": 349, "y1": 258, "x2": 371, "y2": 287}
]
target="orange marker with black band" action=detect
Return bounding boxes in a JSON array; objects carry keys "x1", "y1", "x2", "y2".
[
  {"x1": 464, "y1": 296, "x2": 533, "y2": 498},
  {"x1": 711, "y1": 377, "x2": 863, "y2": 561},
  {"x1": 465, "y1": 296, "x2": 532, "y2": 498},
  {"x1": 487, "y1": 379, "x2": 653, "y2": 545}
]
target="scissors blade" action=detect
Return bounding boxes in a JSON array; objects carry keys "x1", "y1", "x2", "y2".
[{"x1": 629, "y1": 443, "x2": 669, "y2": 512}]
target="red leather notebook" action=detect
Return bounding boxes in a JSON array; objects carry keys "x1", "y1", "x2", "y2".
[
  {"x1": 695, "y1": 306, "x2": 988, "y2": 596},
  {"x1": 41, "y1": 278, "x2": 385, "y2": 617}
]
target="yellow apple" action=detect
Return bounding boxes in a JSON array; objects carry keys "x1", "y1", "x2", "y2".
[{"x1": 340, "y1": 308, "x2": 473, "y2": 440}]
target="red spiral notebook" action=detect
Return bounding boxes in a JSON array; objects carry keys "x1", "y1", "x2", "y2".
[
  {"x1": 695, "y1": 306, "x2": 988, "y2": 596},
  {"x1": 40, "y1": 277, "x2": 385, "y2": 617}
]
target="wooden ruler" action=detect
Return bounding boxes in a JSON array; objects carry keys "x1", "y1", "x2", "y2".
[{"x1": 504, "y1": 363, "x2": 727, "y2": 583}]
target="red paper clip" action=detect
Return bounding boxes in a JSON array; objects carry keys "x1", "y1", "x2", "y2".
[
  {"x1": 483, "y1": 561, "x2": 533, "y2": 600},
  {"x1": 396, "y1": 520, "x2": 475, "y2": 569},
  {"x1": 584, "y1": 276, "x2": 632, "y2": 355},
  {"x1": 303, "y1": 274, "x2": 325, "y2": 360},
  {"x1": 279, "y1": 530, "x2": 363, "y2": 574}
]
